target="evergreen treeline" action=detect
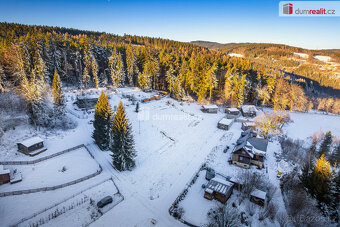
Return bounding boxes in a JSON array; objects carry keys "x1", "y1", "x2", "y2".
[{"x1": 0, "y1": 22, "x2": 338, "y2": 114}]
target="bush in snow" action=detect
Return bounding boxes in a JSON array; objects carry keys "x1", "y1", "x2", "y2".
[{"x1": 206, "y1": 204, "x2": 241, "y2": 227}]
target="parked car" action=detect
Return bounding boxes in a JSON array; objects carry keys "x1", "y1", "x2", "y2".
[{"x1": 97, "y1": 196, "x2": 113, "y2": 208}]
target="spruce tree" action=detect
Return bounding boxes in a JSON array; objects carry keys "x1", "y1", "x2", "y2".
[
  {"x1": 319, "y1": 131, "x2": 333, "y2": 157},
  {"x1": 111, "y1": 101, "x2": 136, "y2": 171},
  {"x1": 108, "y1": 48, "x2": 125, "y2": 87},
  {"x1": 52, "y1": 70, "x2": 65, "y2": 118},
  {"x1": 93, "y1": 91, "x2": 112, "y2": 150},
  {"x1": 0, "y1": 63, "x2": 4, "y2": 92}
]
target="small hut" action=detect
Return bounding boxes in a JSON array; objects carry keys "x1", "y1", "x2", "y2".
[
  {"x1": 0, "y1": 165, "x2": 10, "y2": 185},
  {"x1": 218, "y1": 118, "x2": 234, "y2": 130},
  {"x1": 242, "y1": 121, "x2": 256, "y2": 131},
  {"x1": 225, "y1": 108, "x2": 241, "y2": 119},
  {"x1": 204, "y1": 177, "x2": 234, "y2": 203},
  {"x1": 250, "y1": 189, "x2": 266, "y2": 206},
  {"x1": 241, "y1": 105, "x2": 257, "y2": 117},
  {"x1": 202, "y1": 105, "x2": 218, "y2": 113},
  {"x1": 17, "y1": 137, "x2": 46, "y2": 156}
]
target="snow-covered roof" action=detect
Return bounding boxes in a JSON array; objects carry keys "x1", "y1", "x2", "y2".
[
  {"x1": 226, "y1": 107, "x2": 239, "y2": 112},
  {"x1": 206, "y1": 177, "x2": 234, "y2": 195},
  {"x1": 218, "y1": 118, "x2": 234, "y2": 126},
  {"x1": 0, "y1": 165, "x2": 10, "y2": 175},
  {"x1": 205, "y1": 188, "x2": 213, "y2": 194},
  {"x1": 243, "y1": 121, "x2": 255, "y2": 127},
  {"x1": 203, "y1": 105, "x2": 218, "y2": 109},
  {"x1": 19, "y1": 137, "x2": 44, "y2": 148},
  {"x1": 251, "y1": 189, "x2": 266, "y2": 200},
  {"x1": 241, "y1": 105, "x2": 257, "y2": 113}
]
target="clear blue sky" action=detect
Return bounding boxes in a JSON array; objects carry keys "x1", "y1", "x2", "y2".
[{"x1": 0, "y1": 0, "x2": 339, "y2": 49}]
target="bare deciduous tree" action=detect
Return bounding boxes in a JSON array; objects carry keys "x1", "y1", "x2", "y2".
[{"x1": 206, "y1": 204, "x2": 241, "y2": 227}]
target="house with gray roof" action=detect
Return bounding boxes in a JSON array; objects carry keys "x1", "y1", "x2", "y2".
[
  {"x1": 231, "y1": 130, "x2": 268, "y2": 169},
  {"x1": 204, "y1": 177, "x2": 234, "y2": 203}
]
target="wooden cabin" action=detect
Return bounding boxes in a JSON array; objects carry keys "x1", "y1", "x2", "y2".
[
  {"x1": 17, "y1": 137, "x2": 46, "y2": 156},
  {"x1": 204, "y1": 177, "x2": 234, "y2": 204},
  {"x1": 201, "y1": 105, "x2": 218, "y2": 113},
  {"x1": 250, "y1": 189, "x2": 266, "y2": 206},
  {"x1": 0, "y1": 165, "x2": 10, "y2": 185},
  {"x1": 241, "y1": 105, "x2": 257, "y2": 117},
  {"x1": 225, "y1": 107, "x2": 241, "y2": 119},
  {"x1": 241, "y1": 121, "x2": 256, "y2": 131},
  {"x1": 74, "y1": 97, "x2": 98, "y2": 109},
  {"x1": 217, "y1": 118, "x2": 234, "y2": 130}
]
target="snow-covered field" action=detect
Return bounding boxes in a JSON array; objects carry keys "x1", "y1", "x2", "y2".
[
  {"x1": 0, "y1": 147, "x2": 100, "y2": 193},
  {"x1": 228, "y1": 53, "x2": 243, "y2": 58},
  {"x1": 0, "y1": 87, "x2": 339, "y2": 227},
  {"x1": 18, "y1": 179, "x2": 122, "y2": 227},
  {"x1": 294, "y1": 52, "x2": 309, "y2": 59},
  {"x1": 314, "y1": 55, "x2": 331, "y2": 62}
]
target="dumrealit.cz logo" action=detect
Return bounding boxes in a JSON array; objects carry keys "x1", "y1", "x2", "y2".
[
  {"x1": 280, "y1": 1, "x2": 340, "y2": 17},
  {"x1": 283, "y1": 3, "x2": 293, "y2": 14}
]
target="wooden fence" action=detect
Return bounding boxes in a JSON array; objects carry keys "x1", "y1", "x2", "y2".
[
  {"x1": 0, "y1": 144, "x2": 103, "y2": 197},
  {"x1": 10, "y1": 177, "x2": 121, "y2": 227},
  {"x1": 0, "y1": 144, "x2": 84, "y2": 165}
]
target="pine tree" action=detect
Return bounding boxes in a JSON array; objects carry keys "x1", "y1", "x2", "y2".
[
  {"x1": 111, "y1": 101, "x2": 136, "y2": 171},
  {"x1": 319, "y1": 131, "x2": 333, "y2": 157},
  {"x1": 91, "y1": 55, "x2": 99, "y2": 89},
  {"x1": 309, "y1": 154, "x2": 332, "y2": 203},
  {"x1": 82, "y1": 66, "x2": 90, "y2": 89},
  {"x1": 108, "y1": 49, "x2": 125, "y2": 87},
  {"x1": 329, "y1": 143, "x2": 340, "y2": 166},
  {"x1": 0, "y1": 63, "x2": 4, "y2": 92},
  {"x1": 126, "y1": 44, "x2": 138, "y2": 86},
  {"x1": 92, "y1": 91, "x2": 112, "y2": 150},
  {"x1": 52, "y1": 70, "x2": 65, "y2": 118}
]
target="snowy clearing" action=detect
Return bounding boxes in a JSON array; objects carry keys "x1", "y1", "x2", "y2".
[
  {"x1": 314, "y1": 55, "x2": 331, "y2": 62},
  {"x1": 293, "y1": 52, "x2": 309, "y2": 59},
  {"x1": 18, "y1": 179, "x2": 122, "y2": 227},
  {"x1": 0, "y1": 147, "x2": 100, "y2": 193}
]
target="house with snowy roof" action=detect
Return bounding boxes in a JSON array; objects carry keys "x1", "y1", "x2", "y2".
[
  {"x1": 204, "y1": 177, "x2": 234, "y2": 203},
  {"x1": 225, "y1": 107, "x2": 241, "y2": 119},
  {"x1": 231, "y1": 130, "x2": 268, "y2": 169},
  {"x1": 201, "y1": 104, "x2": 218, "y2": 113},
  {"x1": 217, "y1": 118, "x2": 234, "y2": 130},
  {"x1": 241, "y1": 105, "x2": 257, "y2": 117},
  {"x1": 17, "y1": 136, "x2": 47, "y2": 156},
  {"x1": 250, "y1": 189, "x2": 267, "y2": 206}
]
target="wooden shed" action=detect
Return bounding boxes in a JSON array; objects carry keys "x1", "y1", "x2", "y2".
[
  {"x1": 204, "y1": 177, "x2": 234, "y2": 204},
  {"x1": 0, "y1": 165, "x2": 10, "y2": 185},
  {"x1": 225, "y1": 107, "x2": 241, "y2": 119},
  {"x1": 242, "y1": 121, "x2": 256, "y2": 131},
  {"x1": 17, "y1": 137, "x2": 46, "y2": 156},
  {"x1": 201, "y1": 105, "x2": 218, "y2": 113},
  {"x1": 250, "y1": 189, "x2": 266, "y2": 206},
  {"x1": 217, "y1": 118, "x2": 234, "y2": 130},
  {"x1": 241, "y1": 105, "x2": 257, "y2": 117}
]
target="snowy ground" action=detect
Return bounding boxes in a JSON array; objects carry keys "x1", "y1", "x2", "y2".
[
  {"x1": 294, "y1": 52, "x2": 309, "y2": 59},
  {"x1": 314, "y1": 55, "x2": 331, "y2": 62},
  {"x1": 0, "y1": 147, "x2": 100, "y2": 193},
  {"x1": 18, "y1": 179, "x2": 122, "y2": 227},
  {"x1": 0, "y1": 87, "x2": 339, "y2": 227},
  {"x1": 283, "y1": 112, "x2": 340, "y2": 140}
]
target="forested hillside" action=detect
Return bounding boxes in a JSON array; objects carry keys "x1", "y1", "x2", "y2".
[{"x1": 0, "y1": 22, "x2": 339, "y2": 117}]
